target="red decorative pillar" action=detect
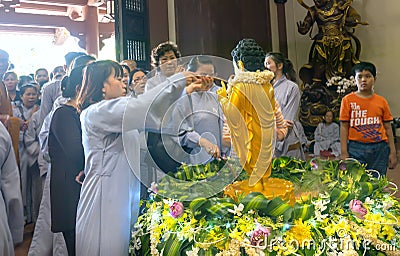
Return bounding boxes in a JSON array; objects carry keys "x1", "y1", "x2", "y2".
[{"x1": 84, "y1": 5, "x2": 99, "y2": 56}]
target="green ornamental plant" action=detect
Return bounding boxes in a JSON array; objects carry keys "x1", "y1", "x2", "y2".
[{"x1": 130, "y1": 157, "x2": 399, "y2": 256}]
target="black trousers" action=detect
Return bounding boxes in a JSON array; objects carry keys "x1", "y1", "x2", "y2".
[{"x1": 62, "y1": 229, "x2": 76, "y2": 256}]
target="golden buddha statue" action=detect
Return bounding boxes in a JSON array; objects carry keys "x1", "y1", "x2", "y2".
[{"x1": 218, "y1": 39, "x2": 294, "y2": 205}]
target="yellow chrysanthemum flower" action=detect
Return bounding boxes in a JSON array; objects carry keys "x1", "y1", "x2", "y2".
[{"x1": 286, "y1": 219, "x2": 313, "y2": 246}]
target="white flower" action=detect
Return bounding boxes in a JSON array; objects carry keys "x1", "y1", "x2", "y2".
[
  {"x1": 186, "y1": 246, "x2": 200, "y2": 256},
  {"x1": 319, "y1": 192, "x2": 330, "y2": 199},
  {"x1": 382, "y1": 200, "x2": 394, "y2": 210},
  {"x1": 312, "y1": 200, "x2": 327, "y2": 211},
  {"x1": 315, "y1": 210, "x2": 328, "y2": 222},
  {"x1": 364, "y1": 197, "x2": 374, "y2": 205},
  {"x1": 327, "y1": 76, "x2": 356, "y2": 92},
  {"x1": 256, "y1": 249, "x2": 266, "y2": 256},
  {"x1": 228, "y1": 203, "x2": 244, "y2": 216},
  {"x1": 134, "y1": 237, "x2": 141, "y2": 250},
  {"x1": 163, "y1": 198, "x2": 175, "y2": 206}
]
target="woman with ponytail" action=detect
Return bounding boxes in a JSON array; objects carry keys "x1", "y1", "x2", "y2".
[{"x1": 265, "y1": 52, "x2": 305, "y2": 159}]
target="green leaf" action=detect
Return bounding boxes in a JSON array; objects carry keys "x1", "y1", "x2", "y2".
[
  {"x1": 240, "y1": 192, "x2": 270, "y2": 213},
  {"x1": 189, "y1": 198, "x2": 211, "y2": 220},
  {"x1": 330, "y1": 187, "x2": 349, "y2": 204},
  {"x1": 293, "y1": 203, "x2": 315, "y2": 221},
  {"x1": 265, "y1": 197, "x2": 292, "y2": 217},
  {"x1": 139, "y1": 233, "x2": 150, "y2": 255},
  {"x1": 162, "y1": 233, "x2": 184, "y2": 256},
  {"x1": 206, "y1": 198, "x2": 235, "y2": 218},
  {"x1": 358, "y1": 181, "x2": 379, "y2": 197}
]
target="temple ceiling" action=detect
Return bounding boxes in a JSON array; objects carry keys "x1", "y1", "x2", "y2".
[{"x1": 0, "y1": 0, "x2": 114, "y2": 41}]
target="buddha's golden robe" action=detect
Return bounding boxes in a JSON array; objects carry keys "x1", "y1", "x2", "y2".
[{"x1": 217, "y1": 69, "x2": 276, "y2": 186}]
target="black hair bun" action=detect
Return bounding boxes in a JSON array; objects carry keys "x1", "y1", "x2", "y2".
[{"x1": 61, "y1": 75, "x2": 70, "y2": 93}]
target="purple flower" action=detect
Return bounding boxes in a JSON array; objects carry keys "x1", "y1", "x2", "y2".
[
  {"x1": 310, "y1": 160, "x2": 318, "y2": 170},
  {"x1": 250, "y1": 224, "x2": 271, "y2": 246},
  {"x1": 349, "y1": 199, "x2": 368, "y2": 219},
  {"x1": 339, "y1": 162, "x2": 347, "y2": 171},
  {"x1": 169, "y1": 202, "x2": 184, "y2": 218}
]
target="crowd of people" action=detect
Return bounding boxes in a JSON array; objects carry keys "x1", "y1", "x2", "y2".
[{"x1": 0, "y1": 37, "x2": 397, "y2": 255}]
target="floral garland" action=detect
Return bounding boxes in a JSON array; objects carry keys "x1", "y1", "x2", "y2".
[
  {"x1": 229, "y1": 69, "x2": 274, "y2": 86},
  {"x1": 130, "y1": 157, "x2": 399, "y2": 256}
]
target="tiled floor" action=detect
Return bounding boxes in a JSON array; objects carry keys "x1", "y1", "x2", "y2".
[{"x1": 14, "y1": 140, "x2": 400, "y2": 255}]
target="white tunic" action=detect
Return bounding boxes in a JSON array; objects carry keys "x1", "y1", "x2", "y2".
[
  {"x1": 0, "y1": 122, "x2": 24, "y2": 256},
  {"x1": 76, "y1": 73, "x2": 187, "y2": 255},
  {"x1": 314, "y1": 122, "x2": 341, "y2": 157}
]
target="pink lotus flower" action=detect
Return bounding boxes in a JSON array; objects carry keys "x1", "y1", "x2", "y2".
[
  {"x1": 349, "y1": 199, "x2": 368, "y2": 219},
  {"x1": 250, "y1": 224, "x2": 271, "y2": 246},
  {"x1": 169, "y1": 202, "x2": 184, "y2": 218}
]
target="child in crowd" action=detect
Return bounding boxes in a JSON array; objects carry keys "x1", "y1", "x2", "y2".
[
  {"x1": 340, "y1": 61, "x2": 397, "y2": 176},
  {"x1": 314, "y1": 110, "x2": 340, "y2": 157}
]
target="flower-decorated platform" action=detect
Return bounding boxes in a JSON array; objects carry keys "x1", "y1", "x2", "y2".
[{"x1": 130, "y1": 157, "x2": 399, "y2": 256}]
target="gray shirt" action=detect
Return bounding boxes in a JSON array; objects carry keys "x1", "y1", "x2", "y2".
[
  {"x1": 39, "y1": 80, "x2": 62, "y2": 126},
  {"x1": 145, "y1": 71, "x2": 167, "y2": 92},
  {"x1": 170, "y1": 85, "x2": 227, "y2": 164},
  {"x1": 0, "y1": 122, "x2": 24, "y2": 252},
  {"x1": 273, "y1": 75, "x2": 305, "y2": 159}
]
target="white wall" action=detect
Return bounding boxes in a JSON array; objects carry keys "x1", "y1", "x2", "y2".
[{"x1": 281, "y1": 0, "x2": 400, "y2": 116}]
